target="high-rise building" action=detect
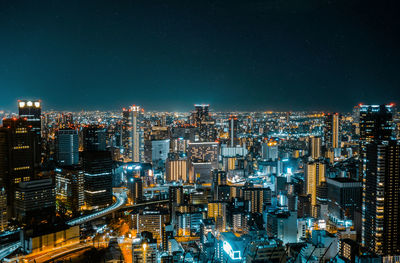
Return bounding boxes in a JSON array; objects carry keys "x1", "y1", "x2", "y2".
[
  {"x1": 207, "y1": 201, "x2": 227, "y2": 232},
  {"x1": 165, "y1": 153, "x2": 188, "y2": 182},
  {"x1": 362, "y1": 140, "x2": 400, "y2": 256},
  {"x1": 128, "y1": 177, "x2": 143, "y2": 205},
  {"x1": 310, "y1": 136, "x2": 321, "y2": 160},
  {"x1": 212, "y1": 170, "x2": 227, "y2": 200},
  {"x1": 56, "y1": 129, "x2": 79, "y2": 166},
  {"x1": 266, "y1": 210, "x2": 297, "y2": 244},
  {"x1": 55, "y1": 167, "x2": 84, "y2": 216},
  {"x1": 324, "y1": 113, "x2": 339, "y2": 147},
  {"x1": 14, "y1": 178, "x2": 55, "y2": 223},
  {"x1": 187, "y1": 142, "x2": 219, "y2": 182},
  {"x1": 228, "y1": 115, "x2": 239, "y2": 147},
  {"x1": 1, "y1": 118, "x2": 35, "y2": 216},
  {"x1": 305, "y1": 161, "x2": 326, "y2": 216},
  {"x1": 132, "y1": 232, "x2": 158, "y2": 263},
  {"x1": 359, "y1": 104, "x2": 394, "y2": 146},
  {"x1": 137, "y1": 210, "x2": 168, "y2": 244},
  {"x1": 0, "y1": 187, "x2": 7, "y2": 231},
  {"x1": 123, "y1": 105, "x2": 144, "y2": 162},
  {"x1": 83, "y1": 151, "x2": 113, "y2": 210},
  {"x1": 242, "y1": 187, "x2": 271, "y2": 214},
  {"x1": 82, "y1": 125, "x2": 107, "y2": 151},
  {"x1": 18, "y1": 100, "x2": 42, "y2": 167},
  {"x1": 326, "y1": 178, "x2": 362, "y2": 222},
  {"x1": 261, "y1": 140, "x2": 278, "y2": 161},
  {"x1": 190, "y1": 104, "x2": 216, "y2": 141}
]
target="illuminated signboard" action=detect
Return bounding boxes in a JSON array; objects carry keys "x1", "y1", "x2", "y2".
[{"x1": 223, "y1": 241, "x2": 241, "y2": 260}]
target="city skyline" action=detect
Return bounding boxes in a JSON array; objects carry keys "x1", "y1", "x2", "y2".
[{"x1": 1, "y1": 1, "x2": 400, "y2": 111}]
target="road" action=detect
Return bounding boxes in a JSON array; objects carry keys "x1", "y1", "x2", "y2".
[{"x1": 67, "y1": 191, "x2": 127, "y2": 226}]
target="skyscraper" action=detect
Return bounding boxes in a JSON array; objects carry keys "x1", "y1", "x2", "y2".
[
  {"x1": 1, "y1": 118, "x2": 35, "y2": 216},
  {"x1": 82, "y1": 125, "x2": 107, "y2": 151},
  {"x1": 359, "y1": 104, "x2": 394, "y2": 147},
  {"x1": 324, "y1": 113, "x2": 340, "y2": 149},
  {"x1": 83, "y1": 151, "x2": 113, "y2": 210},
  {"x1": 56, "y1": 129, "x2": 79, "y2": 166},
  {"x1": 310, "y1": 136, "x2": 321, "y2": 160},
  {"x1": 18, "y1": 100, "x2": 42, "y2": 168},
  {"x1": 362, "y1": 140, "x2": 400, "y2": 256},
  {"x1": 305, "y1": 160, "x2": 326, "y2": 217},
  {"x1": 228, "y1": 115, "x2": 239, "y2": 147},
  {"x1": 123, "y1": 105, "x2": 144, "y2": 162}
]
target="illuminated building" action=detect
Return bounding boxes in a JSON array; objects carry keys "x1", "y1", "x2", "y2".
[
  {"x1": 359, "y1": 104, "x2": 394, "y2": 146},
  {"x1": 188, "y1": 142, "x2": 218, "y2": 164},
  {"x1": 18, "y1": 100, "x2": 41, "y2": 168},
  {"x1": 326, "y1": 178, "x2": 361, "y2": 222},
  {"x1": 338, "y1": 238, "x2": 359, "y2": 262},
  {"x1": 190, "y1": 104, "x2": 216, "y2": 141},
  {"x1": 362, "y1": 140, "x2": 400, "y2": 256},
  {"x1": 245, "y1": 236, "x2": 286, "y2": 263},
  {"x1": 82, "y1": 125, "x2": 107, "y2": 151},
  {"x1": 266, "y1": 210, "x2": 297, "y2": 244},
  {"x1": 132, "y1": 232, "x2": 158, "y2": 263},
  {"x1": 228, "y1": 115, "x2": 239, "y2": 147},
  {"x1": 151, "y1": 139, "x2": 170, "y2": 169},
  {"x1": 14, "y1": 178, "x2": 55, "y2": 223},
  {"x1": 56, "y1": 129, "x2": 79, "y2": 166},
  {"x1": 123, "y1": 105, "x2": 145, "y2": 162},
  {"x1": 55, "y1": 167, "x2": 84, "y2": 216},
  {"x1": 128, "y1": 177, "x2": 143, "y2": 205},
  {"x1": 21, "y1": 225, "x2": 80, "y2": 254},
  {"x1": 305, "y1": 160, "x2": 326, "y2": 217},
  {"x1": 137, "y1": 210, "x2": 168, "y2": 244},
  {"x1": 219, "y1": 232, "x2": 243, "y2": 262},
  {"x1": 310, "y1": 136, "x2": 321, "y2": 159},
  {"x1": 261, "y1": 140, "x2": 278, "y2": 161},
  {"x1": 165, "y1": 153, "x2": 188, "y2": 182},
  {"x1": 176, "y1": 212, "x2": 202, "y2": 236},
  {"x1": 242, "y1": 187, "x2": 270, "y2": 214},
  {"x1": 212, "y1": 169, "x2": 227, "y2": 200},
  {"x1": 83, "y1": 151, "x2": 113, "y2": 209},
  {"x1": 207, "y1": 201, "x2": 227, "y2": 232},
  {"x1": 0, "y1": 188, "x2": 7, "y2": 231},
  {"x1": 1, "y1": 118, "x2": 35, "y2": 216}
]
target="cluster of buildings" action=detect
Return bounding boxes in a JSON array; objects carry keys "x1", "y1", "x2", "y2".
[{"x1": 0, "y1": 101, "x2": 399, "y2": 262}]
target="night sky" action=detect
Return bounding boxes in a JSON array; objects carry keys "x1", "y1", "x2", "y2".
[{"x1": 0, "y1": 0, "x2": 399, "y2": 112}]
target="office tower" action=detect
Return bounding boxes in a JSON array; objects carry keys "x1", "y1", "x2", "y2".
[
  {"x1": 326, "y1": 178, "x2": 362, "y2": 221},
  {"x1": 207, "y1": 201, "x2": 227, "y2": 232},
  {"x1": 132, "y1": 232, "x2": 158, "y2": 263},
  {"x1": 297, "y1": 194, "x2": 311, "y2": 218},
  {"x1": 332, "y1": 113, "x2": 340, "y2": 148},
  {"x1": 359, "y1": 104, "x2": 394, "y2": 146},
  {"x1": 266, "y1": 210, "x2": 297, "y2": 244},
  {"x1": 165, "y1": 153, "x2": 188, "y2": 182},
  {"x1": 18, "y1": 100, "x2": 41, "y2": 167},
  {"x1": 219, "y1": 232, "x2": 244, "y2": 262},
  {"x1": 14, "y1": 178, "x2": 55, "y2": 223},
  {"x1": 137, "y1": 210, "x2": 168, "y2": 244},
  {"x1": 305, "y1": 161, "x2": 326, "y2": 217},
  {"x1": 82, "y1": 125, "x2": 107, "y2": 151},
  {"x1": 228, "y1": 115, "x2": 239, "y2": 147},
  {"x1": 55, "y1": 167, "x2": 84, "y2": 216},
  {"x1": 128, "y1": 177, "x2": 143, "y2": 204},
  {"x1": 362, "y1": 140, "x2": 400, "y2": 256},
  {"x1": 190, "y1": 104, "x2": 216, "y2": 141},
  {"x1": 56, "y1": 129, "x2": 79, "y2": 166},
  {"x1": 1, "y1": 118, "x2": 35, "y2": 216},
  {"x1": 310, "y1": 136, "x2": 321, "y2": 159},
  {"x1": 261, "y1": 140, "x2": 278, "y2": 161},
  {"x1": 0, "y1": 188, "x2": 7, "y2": 231},
  {"x1": 122, "y1": 105, "x2": 144, "y2": 162},
  {"x1": 83, "y1": 151, "x2": 113, "y2": 209}
]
